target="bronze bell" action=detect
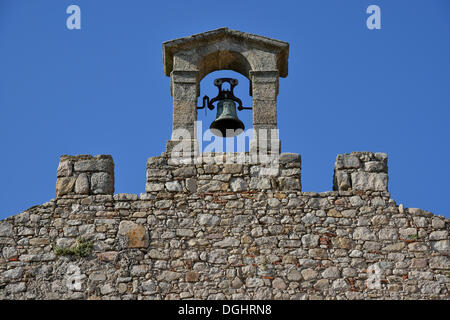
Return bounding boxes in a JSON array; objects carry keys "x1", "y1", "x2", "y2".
[
  {"x1": 197, "y1": 78, "x2": 252, "y2": 137},
  {"x1": 210, "y1": 99, "x2": 244, "y2": 137}
]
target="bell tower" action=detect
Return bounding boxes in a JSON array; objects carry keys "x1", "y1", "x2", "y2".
[{"x1": 162, "y1": 27, "x2": 289, "y2": 156}]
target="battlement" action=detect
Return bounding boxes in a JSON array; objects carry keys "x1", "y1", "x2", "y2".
[
  {"x1": 56, "y1": 155, "x2": 114, "y2": 197},
  {"x1": 53, "y1": 151, "x2": 391, "y2": 198},
  {"x1": 333, "y1": 152, "x2": 388, "y2": 192}
]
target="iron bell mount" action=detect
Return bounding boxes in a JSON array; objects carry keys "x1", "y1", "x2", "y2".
[{"x1": 197, "y1": 78, "x2": 252, "y2": 137}]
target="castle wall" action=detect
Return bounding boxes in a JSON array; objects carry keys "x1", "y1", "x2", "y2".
[{"x1": 0, "y1": 152, "x2": 448, "y2": 300}]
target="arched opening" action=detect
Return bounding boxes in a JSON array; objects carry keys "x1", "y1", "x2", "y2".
[
  {"x1": 197, "y1": 70, "x2": 253, "y2": 153},
  {"x1": 197, "y1": 50, "x2": 252, "y2": 81}
]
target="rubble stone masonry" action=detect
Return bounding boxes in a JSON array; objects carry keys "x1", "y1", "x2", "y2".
[{"x1": 0, "y1": 152, "x2": 448, "y2": 300}]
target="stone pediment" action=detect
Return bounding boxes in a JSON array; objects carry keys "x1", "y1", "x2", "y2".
[{"x1": 162, "y1": 27, "x2": 289, "y2": 78}]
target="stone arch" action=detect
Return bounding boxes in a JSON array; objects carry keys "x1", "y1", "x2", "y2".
[{"x1": 197, "y1": 50, "x2": 252, "y2": 81}]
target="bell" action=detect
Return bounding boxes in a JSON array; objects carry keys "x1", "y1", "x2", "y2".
[
  {"x1": 210, "y1": 99, "x2": 245, "y2": 137},
  {"x1": 198, "y1": 78, "x2": 251, "y2": 137}
]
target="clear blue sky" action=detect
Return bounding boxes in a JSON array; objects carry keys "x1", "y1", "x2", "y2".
[{"x1": 1, "y1": 0, "x2": 449, "y2": 219}]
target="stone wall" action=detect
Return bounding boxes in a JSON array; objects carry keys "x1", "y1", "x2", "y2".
[
  {"x1": 0, "y1": 152, "x2": 448, "y2": 300},
  {"x1": 146, "y1": 153, "x2": 301, "y2": 194}
]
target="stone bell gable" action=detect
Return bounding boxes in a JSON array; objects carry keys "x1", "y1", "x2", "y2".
[
  {"x1": 0, "y1": 28, "x2": 448, "y2": 300},
  {"x1": 163, "y1": 27, "x2": 289, "y2": 155}
]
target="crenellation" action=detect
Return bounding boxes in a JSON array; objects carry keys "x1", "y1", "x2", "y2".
[
  {"x1": 333, "y1": 152, "x2": 389, "y2": 192},
  {"x1": 56, "y1": 155, "x2": 114, "y2": 197}
]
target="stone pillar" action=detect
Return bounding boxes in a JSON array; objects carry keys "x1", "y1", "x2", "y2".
[
  {"x1": 56, "y1": 155, "x2": 114, "y2": 197},
  {"x1": 249, "y1": 70, "x2": 281, "y2": 155},
  {"x1": 333, "y1": 152, "x2": 388, "y2": 192},
  {"x1": 166, "y1": 70, "x2": 199, "y2": 157}
]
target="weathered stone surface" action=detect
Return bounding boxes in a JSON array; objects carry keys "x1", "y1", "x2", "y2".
[
  {"x1": 301, "y1": 234, "x2": 319, "y2": 248},
  {"x1": 6, "y1": 282, "x2": 26, "y2": 293},
  {"x1": 432, "y1": 218, "x2": 446, "y2": 229},
  {"x1": 3, "y1": 267, "x2": 24, "y2": 280},
  {"x1": 223, "y1": 164, "x2": 243, "y2": 174},
  {"x1": 198, "y1": 214, "x2": 220, "y2": 227},
  {"x1": 379, "y1": 228, "x2": 398, "y2": 241},
  {"x1": 246, "y1": 277, "x2": 264, "y2": 288},
  {"x1": 57, "y1": 160, "x2": 73, "y2": 177},
  {"x1": 186, "y1": 271, "x2": 200, "y2": 282},
  {"x1": 141, "y1": 280, "x2": 157, "y2": 293},
  {"x1": 75, "y1": 173, "x2": 90, "y2": 194},
  {"x1": 287, "y1": 270, "x2": 302, "y2": 281},
  {"x1": 278, "y1": 177, "x2": 301, "y2": 191},
  {"x1": 364, "y1": 161, "x2": 386, "y2": 172},
  {"x1": 429, "y1": 256, "x2": 449, "y2": 269},
  {"x1": 430, "y1": 230, "x2": 448, "y2": 241},
  {"x1": 198, "y1": 180, "x2": 223, "y2": 192},
  {"x1": 2, "y1": 246, "x2": 18, "y2": 259},
  {"x1": 97, "y1": 251, "x2": 118, "y2": 262},
  {"x1": 208, "y1": 249, "x2": 227, "y2": 264},
  {"x1": 0, "y1": 222, "x2": 14, "y2": 237},
  {"x1": 230, "y1": 178, "x2": 248, "y2": 192},
  {"x1": 173, "y1": 166, "x2": 196, "y2": 177},
  {"x1": 322, "y1": 267, "x2": 340, "y2": 279},
  {"x1": 336, "y1": 155, "x2": 360, "y2": 169},
  {"x1": 279, "y1": 153, "x2": 301, "y2": 164},
  {"x1": 314, "y1": 279, "x2": 329, "y2": 290},
  {"x1": 185, "y1": 178, "x2": 197, "y2": 193},
  {"x1": 214, "y1": 237, "x2": 240, "y2": 248},
  {"x1": 91, "y1": 172, "x2": 113, "y2": 195},
  {"x1": 74, "y1": 159, "x2": 113, "y2": 173},
  {"x1": 332, "y1": 237, "x2": 353, "y2": 249},
  {"x1": 56, "y1": 177, "x2": 76, "y2": 197},
  {"x1": 431, "y1": 240, "x2": 450, "y2": 253},
  {"x1": 176, "y1": 228, "x2": 194, "y2": 237},
  {"x1": 157, "y1": 271, "x2": 182, "y2": 282},
  {"x1": 301, "y1": 268, "x2": 318, "y2": 281},
  {"x1": 353, "y1": 227, "x2": 377, "y2": 241},
  {"x1": 272, "y1": 278, "x2": 286, "y2": 290},
  {"x1": 118, "y1": 221, "x2": 148, "y2": 248},
  {"x1": 113, "y1": 193, "x2": 138, "y2": 201},
  {"x1": 335, "y1": 171, "x2": 350, "y2": 191},
  {"x1": 351, "y1": 172, "x2": 388, "y2": 191},
  {"x1": 146, "y1": 182, "x2": 164, "y2": 192},
  {"x1": 165, "y1": 181, "x2": 182, "y2": 192}
]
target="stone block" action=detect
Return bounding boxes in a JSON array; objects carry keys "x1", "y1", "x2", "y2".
[
  {"x1": 74, "y1": 159, "x2": 113, "y2": 173},
  {"x1": 0, "y1": 222, "x2": 14, "y2": 237},
  {"x1": 75, "y1": 173, "x2": 90, "y2": 194},
  {"x1": 350, "y1": 172, "x2": 388, "y2": 191},
  {"x1": 335, "y1": 154, "x2": 360, "y2": 169},
  {"x1": 278, "y1": 177, "x2": 301, "y2": 191},
  {"x1": 230, "y1": 178, "x2": 248, "y2": 192},
  {"x1": 118, "y1": 221, "x2": 148, "y2": 248},
  {"x1": 279, "y1": 153, "x2": 301, "y2": 164},
  {"x1": 364, "y1": 161, "x2": 386, "y2": 172},
  {"x1": 165, "y1": 181, "x2": 182, "y2": 192},
  {"x1": 57, "y1": 160, "x2": 73, "y2": 177},
  {"x1": 185, "y1": 178, "x2": 197, "y2": 193},
  {"x1": 334, "y1": 171, "x2": 350, "y2": 191},
  {"x1": 91, "y1": 172, "x2": 114, "y2": 195},
  {"x1": 56, "y1": 177, "x2": 76, "y2": 197}
]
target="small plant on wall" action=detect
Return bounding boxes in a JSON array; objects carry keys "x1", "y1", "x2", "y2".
[{"x1": 53, "y1": 237, "x2": 93, "y2": 258}]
